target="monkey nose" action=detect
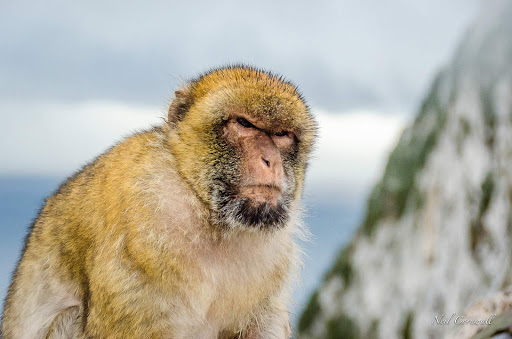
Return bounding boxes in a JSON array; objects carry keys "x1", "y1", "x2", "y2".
[{"x1": 262, "y1": 157, "x2": 271, "y2": 168}]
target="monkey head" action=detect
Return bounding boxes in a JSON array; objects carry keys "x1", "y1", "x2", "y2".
[{"x1": 168, "y1": 66, "x2": 317, "y2": 231}]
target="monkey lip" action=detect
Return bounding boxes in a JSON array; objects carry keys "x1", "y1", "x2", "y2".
[{"x1": 239, "y1": 185, "x2": 282, "y2": 205}]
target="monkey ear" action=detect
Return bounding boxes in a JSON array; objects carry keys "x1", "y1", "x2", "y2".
[{"x1": 168, "y1": 88, "x2": 192, "y2": 126}]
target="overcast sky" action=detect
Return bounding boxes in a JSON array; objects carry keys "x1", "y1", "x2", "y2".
[{"x1": 0, "y1": 0, "x2": 480, "y2": 204}]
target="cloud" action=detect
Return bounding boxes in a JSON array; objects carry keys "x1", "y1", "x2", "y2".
[
  {"x1": 0, "y1": 100, "x2": 164, "y2": 176},
  {"x1": 306, "y1": 109, "x2": 407, "y2": 206},
  {"x1": 0, "y1": 99, "x2": 406, "y2": 209},
  {"x1": 0, "y1": 0, "x2": 479, "y2": 112}
]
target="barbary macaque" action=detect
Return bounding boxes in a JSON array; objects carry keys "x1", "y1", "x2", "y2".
[{"x1": 1, "y1": 66, "x2": 317, "y2": 339}]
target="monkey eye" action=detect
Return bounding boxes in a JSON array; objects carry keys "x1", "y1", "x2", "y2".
[
  {"x1": 236, "y1": 117, "x2": 255, "y2": 129},
  {"x1": 274, "y1": 130, "x2": 289, "y2": 137}
]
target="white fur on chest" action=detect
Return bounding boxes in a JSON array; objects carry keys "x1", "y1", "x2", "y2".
[{"x1": 192, "y1": 230, "x2": 292, "y2": 331}]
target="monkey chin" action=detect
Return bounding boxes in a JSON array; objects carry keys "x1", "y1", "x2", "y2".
[{"x1": 216, "y1": 194, "x2": 290, "y2": 231}]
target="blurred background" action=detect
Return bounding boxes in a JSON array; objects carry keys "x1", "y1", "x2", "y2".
[{"x1": 5, "y1": 1, "x2": 512, "y2": 338}]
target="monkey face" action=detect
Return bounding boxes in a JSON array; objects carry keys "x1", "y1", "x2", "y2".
[
  {"x1": 212, "y1": 115, "x2": 297, "y2": 230},
  {"x1": 168, "y1": 66, "x2": 317, "y2": 231}
]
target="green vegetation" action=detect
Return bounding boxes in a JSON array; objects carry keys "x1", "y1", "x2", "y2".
[
  {"x1": 367, "y1": 319, "x2": 380, "y2": 339},
  {"x1": 360, "y1": 183, "x2": 385, "y2": 236},
  {"x1": 456, "y1": 117, "x2": 472, "y2": 154},
  {"x1": 460, "y1": 117, "x2": 472, "y2": 137},
  {"x1": 470, "y1": 172, "x2": 495, "y2": 255},
  {"x1": 481, "y1": 88, "x2": 496, "y2": 149},
  {"x1": 401, "y1": 311, "x2": 414, "y2": 339},
  {"x1": 326, "y1": 245, "x2": 354, "y2": 286},
  {"x1": 480, "y1": 173, "x2": 495, "y2": 216},
  {"x1": 325, "y1": 313, "x2": 360, "y2": 339},
  {"x1": 297, "y1": 291, "x2": 321, "y2": 333},
  {"x1": 360, "y1": 73, "x2": 447, "y2": 237}
]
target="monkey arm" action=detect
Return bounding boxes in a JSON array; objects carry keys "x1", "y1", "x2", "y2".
[
  {"x1": 237, "y1": 292, "x2": 292, "y2": 339},
  {"x1": 217, "y1": 301, "x2": 291, "y2": 339},
  {"x1": 82, "y1": 220, "x2": 200, "y2": 339},
  {"x1": 1, "y1": 234, "x2": 83, "y2": 339},
  {"x1": 45, "y1": 306, "x2": 82, "y2": 339}
]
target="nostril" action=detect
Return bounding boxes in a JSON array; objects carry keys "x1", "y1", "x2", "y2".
[{"x1": 262, "y1": 157, "x2": 270, "y2": 168}]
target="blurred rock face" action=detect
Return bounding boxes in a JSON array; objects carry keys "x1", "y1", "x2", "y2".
[
  {"x1": 298, "y1": 1, "x2": 512, "y2": 338},
  {"x1": 447, "y1": 287, "x2": 512, "y2": 339}
]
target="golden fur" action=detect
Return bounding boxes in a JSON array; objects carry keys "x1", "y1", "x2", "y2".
[{"x1": 1, "y1": 66, "x2": 317, "y2": 338}]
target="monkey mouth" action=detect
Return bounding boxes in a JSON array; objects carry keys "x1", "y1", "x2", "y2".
[
  {"x1": 218, "y1": 197, "x2": 289, "y2": 230},
  {"x1": 238, "y1": 184, "x2": 282, "y2": 206},
  {"x1": 211, "y1": 179, "x2": 290, "y2": 230},
  {"x1": 214, "y1": 185, "x2": 290, "y2": 229}
]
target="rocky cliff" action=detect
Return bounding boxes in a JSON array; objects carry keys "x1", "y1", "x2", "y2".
[{"x1": 298, "y1": 1, "x2": 512, "y2": 338}]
